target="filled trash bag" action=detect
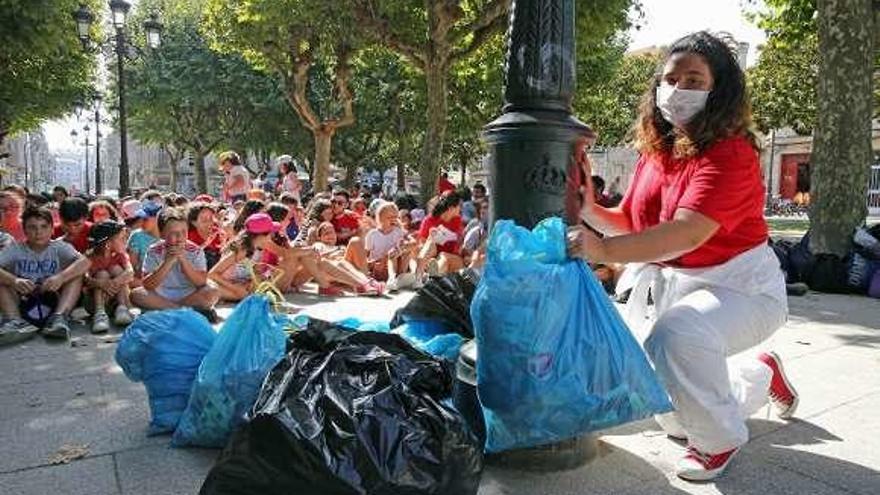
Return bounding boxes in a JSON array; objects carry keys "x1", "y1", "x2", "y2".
[
  {"x1": 471, "y1": 218, "x2": 672, "y2": 453},
  {"x1": 115, "y1": 309, "x2": 216, "y2": 435},
  {"x1": 172, "y1": 295, "x2": 286, "y2": 447},
  {"x1": 200, "y1": 324, "x2": 482, "y2": 495},
  {"x1": 393, "y1": 322, "x2": 465, "y2": 361},
  {"x1": 389, "y1": 269, "x2": 479, "y2": 338},
  {"x1": 335, "y1": 317, "x2": 392, "y2": 333}
]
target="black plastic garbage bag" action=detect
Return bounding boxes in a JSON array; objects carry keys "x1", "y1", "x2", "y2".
[
  {"x1": 200, "y1": 323, "x2": 483, "y2": 495},
  {"x1": 389, "y1": 270, "x2": 479, "y2": 338}
]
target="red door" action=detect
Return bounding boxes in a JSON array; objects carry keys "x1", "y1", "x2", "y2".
[{"x1": 780, "y1": 156, "x2": 799, "y2": 200}]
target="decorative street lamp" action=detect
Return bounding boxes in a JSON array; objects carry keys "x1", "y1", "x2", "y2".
[
  {"x1": 143, "y1": 13, "x2": 164, "y2": 49},
  {"x1": 73, "y1": 4, "x2": 94, "y2": 50},
  {"x1": 109, "y1": 0, "x2": 130, "y2": 29},
  {"x1": 480, "y1": 0, "x2": 597, "y2": 470},
  {"x1": 483, "y1": 0, "x2": 595, "y2": 229},
  {"x1": 72, "y1": 2, "x2": 163, "y2": 197}
]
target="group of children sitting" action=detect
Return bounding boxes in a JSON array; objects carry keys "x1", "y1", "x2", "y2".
[{"x1": 0, "y1": 181, "x2": 491, "y2": 346}]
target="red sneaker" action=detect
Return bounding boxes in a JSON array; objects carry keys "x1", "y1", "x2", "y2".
[
  {"x1": 758, "y1": 351, "x2": 799, "y2": 419},
  {"x1": 356, "y1": 279, "x2": 385, "y2": 297},
  {"x1": 676, "y1": 446, "x2": 739, "y2": 481}
]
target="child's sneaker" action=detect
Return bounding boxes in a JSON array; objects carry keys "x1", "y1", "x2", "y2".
[
  {"x1": 386, "y1": 277, "x2": 401, "y2": 293},
  {"x1": 758, "y1": 351, "x2": 799, "y2": 419},
  {"x1": 91, "y1": 312, "x2": 111, "y2": 334},
  {"x1": 0, "y1": 318, "x2": 39, "y2": 347},
  {"x1": 70, "y1": 306, "x2": 90, "y2": 321},
  {"x1": 396, "y1": 272, "x2": 418, "y2": 290},
  {"x1": 676, "y1": 445, "x2": 739, "y2": 481},
  {"x1": 356, "y1": 279, "x2": 385, "y2": 297},
  {"x1": 426, "y1": 259, "x2": 440, "y2": 278},
  {"x1": 43, "y1": 314, "x2": 71, "y2": 340},
  {"x1": 113, "y1": 306, "x2": 134, "y2": 326}
]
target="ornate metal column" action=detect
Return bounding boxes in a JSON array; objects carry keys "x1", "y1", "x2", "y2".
[
  {"x1": 480, "y1": 0, "x2": 598, "y2": 470},
  {"x1": 483, "y1": 0, "x2": 594, "y2": 229}
]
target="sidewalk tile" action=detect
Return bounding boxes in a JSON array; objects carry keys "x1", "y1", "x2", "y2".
[
  {"x1": 0, "y1": 456, "x2": 118, "y2": 495},
  {"x1": 116, "y1": 445, "x2": 217, "y2": 495},
  {"x1": 746, "y1": 392, "x2": 880, "y2": 495}
]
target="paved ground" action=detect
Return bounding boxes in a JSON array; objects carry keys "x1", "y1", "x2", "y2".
[{"x1": 1, "y1": 289, "x2": 878, "y2": 495}]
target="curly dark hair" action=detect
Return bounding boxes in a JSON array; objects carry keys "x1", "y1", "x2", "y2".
[
  {"x1": 224, "y1": 231, "x2": 259, "y2": 258},
  {"x1": 232, "y1": 199, "x2": 265, "y2": 233},
  {"x1": 633, "y1": 31, "x2": 758, "y2": 159},
  {"x1": 186, "y1": 201, "x2": 216, "y2": 229},
  {"x1": 431, "y1": 191, "x2": 462, "y2": 218},
  {"x1": 88, "y1": 200, "x2": 120, "y2": 222}
]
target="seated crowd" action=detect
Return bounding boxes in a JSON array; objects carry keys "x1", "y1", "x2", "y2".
[{"x1": 0, "y1": 161, "x2": 495, "y2": 345}]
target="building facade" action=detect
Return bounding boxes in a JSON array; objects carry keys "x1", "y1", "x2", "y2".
[
  {"x1": 1, "y1": 131, "x2": 56, "y2": 191},
  {"x1": 761, "y1": 120, "x2": 880, "y2": 215}
]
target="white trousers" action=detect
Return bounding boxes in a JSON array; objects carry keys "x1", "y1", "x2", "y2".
[{"x1": 642, "y1": 286, "x2": 787, "y2": 453}]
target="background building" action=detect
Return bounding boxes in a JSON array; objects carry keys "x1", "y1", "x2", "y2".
[
  {"x1": 761, "y1": 120, "x2": 880, "y2": 215},
  {"x1": 1, "y1": 131, "x2": 57, "y2": 191}
]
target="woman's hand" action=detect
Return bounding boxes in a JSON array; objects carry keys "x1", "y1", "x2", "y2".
[
  {"x1": 566, "y1": 225, "x2": 608, "y2": 263},
  {"x1": 577, "y1": 148, "x2": 596, "y2": 217},
  {"x1": 568, "y1": 141, "x2": 596, "y2": 221}
]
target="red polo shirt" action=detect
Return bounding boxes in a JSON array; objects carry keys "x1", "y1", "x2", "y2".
[
  {"x1": 620, "y1": 136, "x2": 768, "y2": 268},
  {"x1": 53, "y1": 222, "x2": 93, "y2": 254},
  {"x1": 418, "y1": 214, "x2": 464, "y2": 254},
  {"x1": 331, "y1": 211, "x2": 361, "y2": 246}
]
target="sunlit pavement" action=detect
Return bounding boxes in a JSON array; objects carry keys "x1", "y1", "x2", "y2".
[{"x1": 1, "y1": 290, "x2": 878, "y2": 495}]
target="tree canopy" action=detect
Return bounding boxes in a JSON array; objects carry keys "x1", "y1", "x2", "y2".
[
  {"x1": 203, "y1": 0, "x2": 362, "y2": 191},
  {"x1": 124, "y1": 0, "x2": 302, "y2": 193},
  {"x1": 0, "y1": 0, "x2": 99, "y2": 144}
]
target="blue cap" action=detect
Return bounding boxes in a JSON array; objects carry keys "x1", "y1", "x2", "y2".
[{"x1": 134, "y1": 201, "x2": 163, "y2": 219}]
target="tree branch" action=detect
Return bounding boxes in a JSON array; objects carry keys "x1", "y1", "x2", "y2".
[
  {"x1": 330, "y1": 43, "x2": 357, "y2": 130},
  {"x1": 450, "y1": 1, "x2": 509, "y2": 62},
  {"x1": 351, "y1": 0, "x2": 427, "y2": 69},
  {"x1": 284, "y1": 33, "x2": 321, "y2": 132}
]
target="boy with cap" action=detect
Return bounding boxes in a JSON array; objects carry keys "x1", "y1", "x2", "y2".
[
  {"x1": 131, "y1": 207, "x2": 220, "y2": 320},
  {"x1": 0, "y1": 207, "x2": 91, "y2": 343},
  {"x1": 125, "y1": 201, "x2": 163, "y2": 286},
  {"x1": 86, "y1": 221, "x2": 135, "y2": 333}
]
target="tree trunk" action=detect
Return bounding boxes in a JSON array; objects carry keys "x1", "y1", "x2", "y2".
[
  {"x1": 194, "y1": 151, "x2": 208, "y2": 194},
  {"x1": 163, "y1": 146, "x2": 181, "y2": 193},
  {"x1": 810, "y1": 0, "x2": 875, "y2": 256},
  {"x1": 396, "y1": 127, "x2": 408, "y2": 192},
  {"x1": 420, "y1": 64, "x2": 449, "y2": 201},
  {"x1": 313, "y1": 128, "x2": 334, "y2": 192},
  {"x1": 460, "y1": 154, "x2": 467, "y2": 187}
]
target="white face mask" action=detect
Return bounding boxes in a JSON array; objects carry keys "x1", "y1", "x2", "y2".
[{"x1": 655, "y1": 82, "x2": 710, "y2": 128}]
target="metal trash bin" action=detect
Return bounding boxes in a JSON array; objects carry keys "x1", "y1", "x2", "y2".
[{"x1": 452, "y1": 340, "x2": 485, "y2": 447}]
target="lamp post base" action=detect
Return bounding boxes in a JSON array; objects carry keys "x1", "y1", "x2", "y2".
[{"x1": 487, "y1": 435, "x2": 600, "y2": 472}]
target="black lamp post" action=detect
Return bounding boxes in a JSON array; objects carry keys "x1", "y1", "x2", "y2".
[
  {"x1": 74, "y1": 91, "x2": 105, "y2": 194},
  {"x1": 483, "y1": 0, "x2": 595, "y2": 229},
  {"x1": 73, "y1": 2, "x2": 163, "y2": 197},
  {"x1": 480, "y1": 0, "x2": 598, "y2": 470}
]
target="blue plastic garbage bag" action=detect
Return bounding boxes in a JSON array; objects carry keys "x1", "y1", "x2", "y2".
[
  {"x1": 172, "y1": 295, "x2": 287, "y2": 447},
  {"x1": 335, "y1": 317, "x2": 391, "y2": 333},
  {"x1": 471, "y1": 218, "x2": 672, "y2": 453},
  {"x1": 115, "y1": 309, "x2": 217, "y2": 435},
  {"x1": 392, "y1": 321, "x2": 465, "y2": 361}
]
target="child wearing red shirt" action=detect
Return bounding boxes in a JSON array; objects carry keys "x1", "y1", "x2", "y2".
[{"x1": 85, "y1": 221, "x2": 135, "y2": 333}]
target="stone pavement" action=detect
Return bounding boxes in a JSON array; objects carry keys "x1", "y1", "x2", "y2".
[{"x1": 0, "y1": 290, "x2": 878, "y2": 495}]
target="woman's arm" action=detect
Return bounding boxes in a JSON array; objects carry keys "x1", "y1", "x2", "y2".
[
  {"x1": 571, "y1": 208, "x2": 719, "y2": 264},
  {"x1": 581, "y1": 205, "x2": 633, "y2": 236}
]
